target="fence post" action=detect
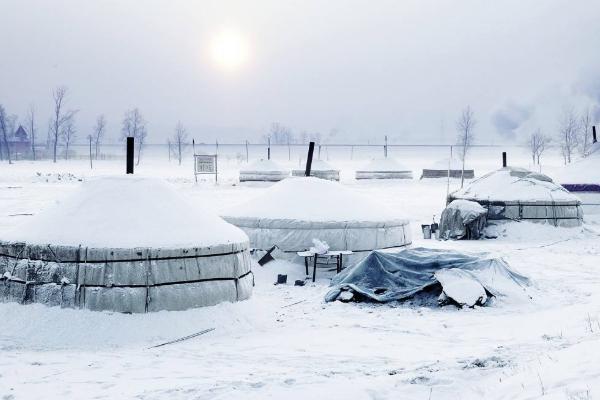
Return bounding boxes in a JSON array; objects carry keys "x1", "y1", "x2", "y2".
[{"x1": 502, "y1": 152, "x2": 507, "y2": 168}]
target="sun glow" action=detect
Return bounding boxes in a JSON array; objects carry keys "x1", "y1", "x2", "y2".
[{"x1": 209, "y1": 29, "x2": 249, "y2": 71}]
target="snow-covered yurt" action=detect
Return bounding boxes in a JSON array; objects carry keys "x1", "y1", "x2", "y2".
[
  {"x1": 0, "y1": 177, "x2": 253, "y2": 313},
  {"x1": 557, "y1": 141, "x2": 600, "y2": 214},
  {"x1": 355, "y1": 158, "x2": 413, "y2": 179},
  {"x1": 239, "y1": 159, "x2": 289, "y2": 182},
  {"x1": 222, "y1": 177, "x2": 411, "y2": 263},
  {"x1": 421, "y1": 157, "x2": 475, "y2": 179},
  {"x1": 292, "y1": 160, "x2": 340, "y2": 181},
  {"x1": 446, "y1": 167, "x2": 583, "y2": 227}
]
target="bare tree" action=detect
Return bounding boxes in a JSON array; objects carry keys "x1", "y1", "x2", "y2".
[
  {"x1": 456, "y1": 106, "x2": 476, "y2": 188},
  {"x1": 92, "y1": 114, "x2": 106, "y2": 159},
  {"x1": 557, "y1": 109, "x2": 579, "y2": 164},
  {"x1": 121, "y1": 108, "x2": 147, "y2": 165},
  {"x1": 265, "y1": 122, "x2": 294, "y2": 144},
  {"x1": 528, "y1": 129, "x2": 551, "y2": 166},
  {"x1": 172, "y1": 121, "x2": 189, "y2": 165},
  {"x1": 26, "y1": 105, "x2": 37, "y2": 160},
  {"x1": 61, "y1": 120, "x2": 77, "y2": 160},
  {"x1": 49, "y1": 86, "x2": 77, "y2": 163},
  {"x1": 0, "y1": 104, "x2": 12, "y2": 164},
  {"x1": 579, "y1": 109, "x2": 594, "y2": 158}
]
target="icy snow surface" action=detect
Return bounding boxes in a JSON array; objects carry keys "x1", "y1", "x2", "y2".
[
  {"x1": 239, "y1": 158, "x2": 288, "y2": 172},
  {"x1": 1, "y1": 154, "x2": 599, "y2": 400},
  {"x1": 358, "y1": 157, "x2": 411, "y2": 172}
]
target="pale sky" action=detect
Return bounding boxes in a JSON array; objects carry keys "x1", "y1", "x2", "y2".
[{"x1": 1, "y1": 0, "x2": 599, "y2": 144}]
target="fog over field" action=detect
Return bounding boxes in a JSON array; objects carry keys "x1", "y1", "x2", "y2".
[{"x1": 1, "y1": 0, "x2": 600, "y2": 143}]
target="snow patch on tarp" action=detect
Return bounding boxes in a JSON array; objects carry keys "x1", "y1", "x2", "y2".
[{"x1": 325, "y1": 248, "x2": 530, "y2": 307}]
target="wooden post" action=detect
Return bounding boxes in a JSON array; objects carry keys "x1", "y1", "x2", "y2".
[
  {"x1": 168, "y1": 140, "x2": 171, "y2": 162},
  {"x1": 89, "y1": 136, "x2": 93, "y2": 169},
  {"x1": 245, "y1": 140, "x2": 249, "y2": 162},
  {"x1": 502, "y1": 152, "x2": 507, "y2": 168},
  {"x1": 268, "y1": 137, "x2": 271, "y2": 160},
  {"x1": 126, "y1": 137, "x2": 134, "y2": 174},
  {"x1": 305, "y1": 142, "x2": 315, "y2": 176},
  {"x1": 288, "y1": 139, "x2": 291, "y2": 161}
]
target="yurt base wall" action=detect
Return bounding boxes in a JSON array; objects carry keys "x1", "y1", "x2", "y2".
[
  {"x1": 239, "y1": 172, "x2": 289, "y2": 182},
  {"x1": 224, "y1": 217, "x2": 412, "y2": 264},
  {"x1": 0, "y1": 241, "x2": 253, "y2": 313},
  {"x1": 421, "y1": 169, "x2": 475, "y2": 179},
  {"x1": 291, "y1": 170, "x2": 340, "y2": 181},
  {"x1": 355, "y1": 171, "x2": 413, "y2": 179}
]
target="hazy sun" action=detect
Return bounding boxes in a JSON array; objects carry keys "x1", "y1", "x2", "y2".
[{"x1": 210, "y1": 29, "x2": 249, "y2": 71}]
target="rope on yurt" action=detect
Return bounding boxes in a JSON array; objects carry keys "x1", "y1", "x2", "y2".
[{"x1": 144, "y1": 249, "x2": 151, "y2": 313}]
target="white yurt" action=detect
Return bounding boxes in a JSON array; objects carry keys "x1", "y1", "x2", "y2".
[
  {"x1": 222, "y1": 177, "x2": 412, "y2": 263},
  {"x1": 556, "y1": 141, "x2": 600, "y2": 214},
  {"x1": 0, "y1": 177, "x2": 253, "y2": 313},
  {"x1": 447, "y1": 167, "x2": 583, "y2": 227},
  {"x1": 239, "y1": 159, "x2": 289, "y2": 182},
  {"x1": 355, "y1": 158, "x2": 413, "y2": 179},
  {"x1": 292, "y1": 160, "x2": 340, "y2": 181},
  {"x1": 421, "y1": 157, "x2": 475, "y2": 179}
]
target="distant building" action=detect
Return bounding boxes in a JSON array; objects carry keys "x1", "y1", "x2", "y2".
[{"x1": 9, "y1": 125, "x2": 31, "y2": 155}]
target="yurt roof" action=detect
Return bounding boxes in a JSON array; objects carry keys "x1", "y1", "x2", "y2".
[
  {"x1": 240, "y1": 159, "x2": 288, "y2": 172},
  {"x1": 358, "y1": 157, "x2": 411, "y2": 172},
  {"x1": 450, "y1": 167, "x2": 579, "y2": 203},
  {"x1": 429, "y1": 157, "x2": 470, "y2": 170},
  {"x1": 295, "y1": 159, "x2": 339, "y2": 171},
  {"x1": 6, "y1": 176, "x2": 248, "y2": 248},
  {"x1": 222, "y1": 177, "x2": 406, "y2": 222}
]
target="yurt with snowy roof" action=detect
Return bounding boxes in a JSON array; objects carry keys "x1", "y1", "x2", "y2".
[
  {"x1": 421, "y1": 157, "x2": 474, "y2": 179},
  {"x1": 239, "y1": 159, "x2": 289, "y2": 182},
  {"x1": 292, "y1": 160, "x2": 340, "y2": 181},
  {"x1": 221, "y1": 177, "x2": 411, "y2": 263},
  {"x1": 355, "y1": 158, "x2": 413, "y2": 179},
  {"x1": 445, "y1": 166, "x2": 583, "y2": 228},
  {"x1": 0, "y1": 177, "x2": 253, "y2": 313},
  {"x1": 557, "y1": 139, "x2": 600, "y2": 214}
]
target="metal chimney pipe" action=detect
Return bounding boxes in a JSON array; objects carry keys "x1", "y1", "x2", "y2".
[
  {"x1": 126, "y1": 137, "x2": 134, "y2": 174},
  {"x1": 593, "y1": 126, "x2": 597, "y2": 144},
  {"x1": 305, "y1": 142, "x2": 315, "y2": 176},
  {"x1": 502, "y1": 151, "x2": 507, "y2": 168}
]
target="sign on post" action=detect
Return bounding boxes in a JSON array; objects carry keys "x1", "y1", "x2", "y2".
[{"x1": 194, "y1": 154, "x2": 218, "y2": 183}]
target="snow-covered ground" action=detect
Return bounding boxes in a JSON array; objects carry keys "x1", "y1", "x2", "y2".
[{"x1": 1, "y1": 153, "x2": 599, "y2": 400}]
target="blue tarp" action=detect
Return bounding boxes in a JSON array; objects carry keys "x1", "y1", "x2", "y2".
[{"x1": 325, "y1": 248, "x2": 529, "y2": 306}]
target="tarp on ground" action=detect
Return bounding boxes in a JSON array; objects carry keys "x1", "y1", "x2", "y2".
[{"x1": 325, "y1": 248, "x2": 529, "y2": 307}]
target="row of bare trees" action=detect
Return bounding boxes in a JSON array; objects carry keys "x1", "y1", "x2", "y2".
[{"x1": 527, "y1": 108, "x2": 596, "y2": 167}]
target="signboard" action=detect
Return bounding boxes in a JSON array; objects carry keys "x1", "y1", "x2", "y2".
[{"x1": 194, "y1": 154, "x2": 218, "y2": 182}]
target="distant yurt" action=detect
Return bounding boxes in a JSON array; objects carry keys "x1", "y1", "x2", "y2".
[
  {"x1": 446, "y1": 167, "x2": 583, "y2": 227},
  {"x1": 222, "y1": 177, "x2": 412, "y2": 263},
  {"x1": 292, "y1": 160, "x2": 340, "y2": 181},
  {"x1": 239, "y1": 159, "x2": 289, "y2": 182},
  {"x1": 355, "y1": 158, "x2": 413, "y2": 179},
  {"x1": 557, "y1": 141, "x2": 600, "y2": 214},
  {"x1": 421, "y1": 158, "x2": 474, "y2": 179},
  {"x1": 0, "y1": 177, "x2": 253, "y2": 313}
]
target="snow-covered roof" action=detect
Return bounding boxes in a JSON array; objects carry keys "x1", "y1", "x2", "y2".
[
  {"x1": 6, "y1": 176, "x2": 248, "y2": 248},
  {"x1": 357, "y1": 157, "x2": 411, "y2": 172},
  {"x1": 240, "y1": 159, "x2": 288, "y2": 173},
  {"x1": 222, "y1": 176, "x2": 406, "y2": 222},
  {"x1": 429, "y1": 157, "x2": 471, "y2": 170},
  {"x1": 294, "y1": 159, "x2": 339, "y2": 172},
  {"x1": 450, "y1": 167, "x2": 579, "y2": 203}
]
